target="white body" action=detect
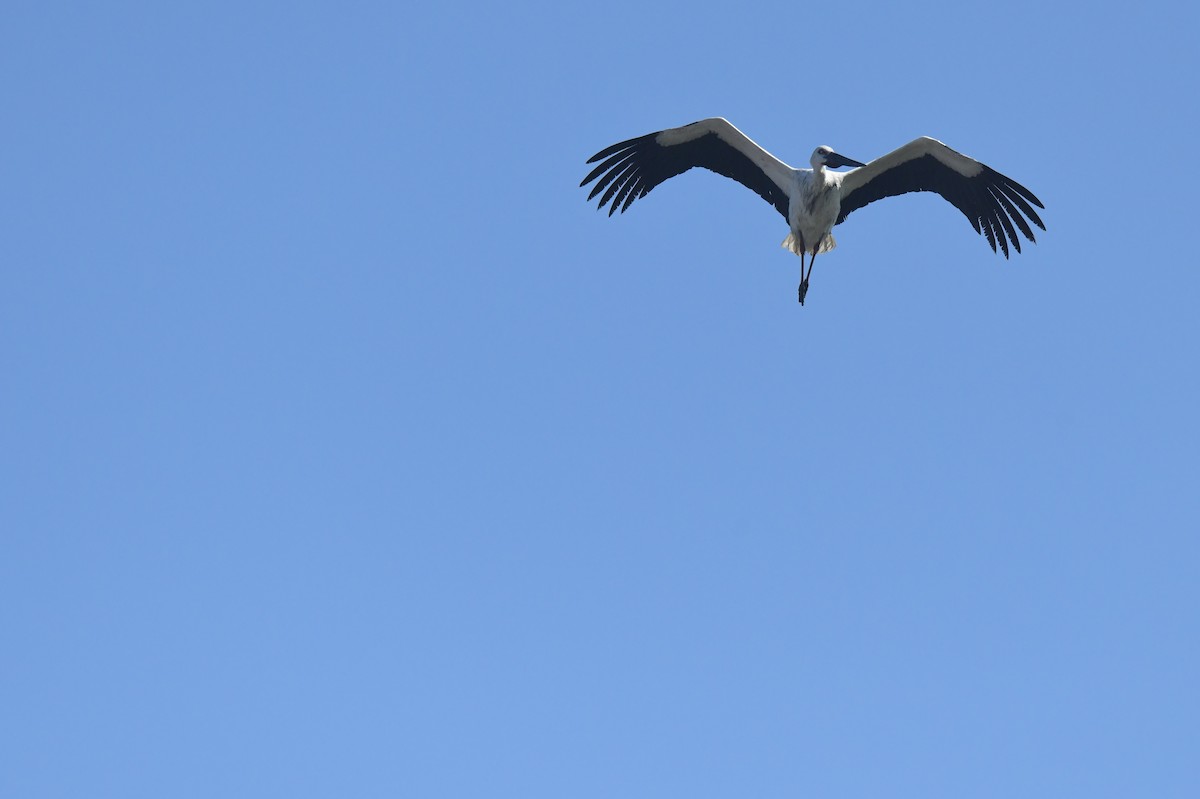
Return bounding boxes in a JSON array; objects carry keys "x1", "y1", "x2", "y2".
[{"x1": 782, "y1": 167, "x2": 843, "y2": 257}]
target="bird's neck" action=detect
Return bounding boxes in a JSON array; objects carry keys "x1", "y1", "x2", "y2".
[{"x1": 808, "y1": 165, "x2": 834, "y2": 189}]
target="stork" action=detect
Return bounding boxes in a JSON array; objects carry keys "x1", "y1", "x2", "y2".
[{"x1": 580, "y1": 118, "x2": 1045, "y2": 304}]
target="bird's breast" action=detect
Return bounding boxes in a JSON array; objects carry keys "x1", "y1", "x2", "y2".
[{"x1": 789, "y1": 179, "x2": 841, "y2": 237}]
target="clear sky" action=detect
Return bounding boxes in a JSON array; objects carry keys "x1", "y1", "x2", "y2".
[{"x1": 3, "y1": 1, "x2": 1198, "y2": 796}]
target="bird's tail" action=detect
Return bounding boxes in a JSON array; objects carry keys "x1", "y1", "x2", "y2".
[{"x1": 781, "y1": 232, "x2": 837, "y2": 256}]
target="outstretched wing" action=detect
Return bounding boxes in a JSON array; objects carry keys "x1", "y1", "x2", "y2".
[
  {"x1": 837, "y1": 137, "x2": 1046, "y2": 257},
  {"x1": 581, "y1": 118, "x2": 794, "y2": 221}
]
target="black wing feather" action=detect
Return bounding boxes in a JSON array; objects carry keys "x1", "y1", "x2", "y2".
[
  {"x1": 837, "y1": 154, "x2": 1046, "y2": 258},
  {"x1": 581, "y1": 130, "x2": 790, "y2": 221}
]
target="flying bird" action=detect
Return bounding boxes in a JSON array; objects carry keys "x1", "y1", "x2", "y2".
[{"x1": 580, "y1": 118, "x2": 1045, "y2": 304}]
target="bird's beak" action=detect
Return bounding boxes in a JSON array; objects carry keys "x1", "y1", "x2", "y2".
[{"x1": 826, "y1": 152, "x2": 866, "y2": 169}]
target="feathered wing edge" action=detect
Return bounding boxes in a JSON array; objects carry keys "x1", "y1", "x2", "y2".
[
  {"x1": 580, "y1": 118, "x2": 793, "y2": 221},
  {"x1": 837, "y1": 138, "x2": 1046, "y2": 258}
]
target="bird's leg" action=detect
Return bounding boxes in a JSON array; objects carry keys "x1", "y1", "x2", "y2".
[
  {"x1": 799, "y1": 237, "x2": 824, "y2": 306},
  {"x1": 801, "y1": 249, "x2": 820, "y2": 304},
  {"x1": 797, "y1": 252, "x2": 808, "y2": 305},
  {"x1": 796, "y1": 232, "x2": 808, "y2": 304}
]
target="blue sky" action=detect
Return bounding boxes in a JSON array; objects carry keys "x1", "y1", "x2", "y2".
[{"x1": 3, "y1": 1, "x2": 1197, "y2": 796}]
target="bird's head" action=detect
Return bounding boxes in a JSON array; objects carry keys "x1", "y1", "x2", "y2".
[{"x1": 811, "y1": 146, "x2": 866, "y2": 170}]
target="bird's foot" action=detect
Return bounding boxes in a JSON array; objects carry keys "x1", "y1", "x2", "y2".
[{"x1": 798, "y1": 280, "x2": 809, "y2": 305}]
